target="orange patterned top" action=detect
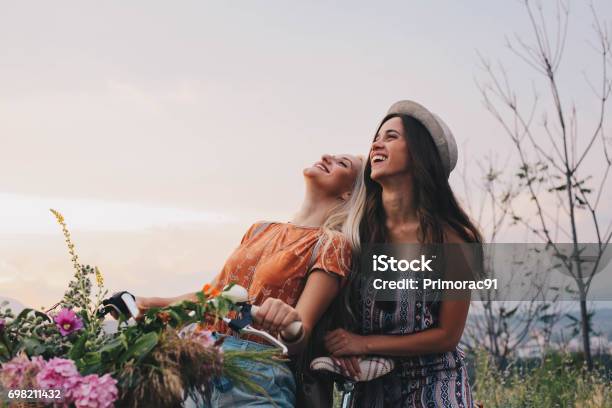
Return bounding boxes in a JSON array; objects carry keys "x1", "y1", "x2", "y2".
[{"x1": 209, "y1": 222, "x2": 351, "y2": 336}]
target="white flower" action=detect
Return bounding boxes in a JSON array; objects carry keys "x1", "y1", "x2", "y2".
[{"x1": 223, "y1": 285, "x2": 249, "y2": 303}]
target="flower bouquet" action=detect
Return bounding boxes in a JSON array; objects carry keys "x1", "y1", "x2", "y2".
[{"x1": 0, "y1": 210, "x2": 281, "y2": 407}]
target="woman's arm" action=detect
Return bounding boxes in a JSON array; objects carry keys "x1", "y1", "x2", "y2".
[
  {"x1": 254, "y1": 270, "x2": 341, "y2": 355},
  {"x1": 136, "y1": 277, "x2": 219, "y2": 312},
  {"x1": 136, "y1": 292, "x2": 199, "y2": 310},
  {"x1": 326, "y1": 227, "x2": 476, "y2": 357},
  {"x1": 325, "y1": 299, "x2": 470, "y2": 357}
]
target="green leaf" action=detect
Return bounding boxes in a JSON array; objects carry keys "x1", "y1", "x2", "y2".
[
  {"x1": 69, "y1": 335, "x2": 87, "y2": 360},
  {"x1": 80, "y1": 361, "x2": 102, "y2": 375},
  {"x1": 120, "y1": 332, "x2": 129, "y2": 349},
  {"x1": 97, "y1": 336, "x2": 126, "y2": 362},
  {"x1": 166, "y1": 309, "x2": 182, "y2": 324},
  {"x1": 0, "y1": 342, "x2": 9, "y2": 360},
  {"x1": 98, "y1": 336, "x2": 124, "y2": 352},
  {"x1": 79, "y1": 352, "x2": 102, "y2": 374},
  {"x1": 13, "y1": 308, "x2": 50, "y2": 325},
  {"x1": 20, "y1": 337, "x2": 45, "y2": 355},
  {"x1": 117, "y1": 331, "x2": 159, "y2": 365}
]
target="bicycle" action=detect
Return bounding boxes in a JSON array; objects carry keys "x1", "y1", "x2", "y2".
[{"x1": 98, "y1": 295, "x2": 480, "y2": 407}]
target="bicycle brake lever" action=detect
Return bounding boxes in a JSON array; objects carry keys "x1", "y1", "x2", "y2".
[
  {"x1": 224, "y1": 304, "x2": 292, "y2": 354},
  {"x1": 241, "y1": 324, "x2": 289, "y2": 355}
]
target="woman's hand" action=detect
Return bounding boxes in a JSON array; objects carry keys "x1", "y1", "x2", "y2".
[
  {"x1": 325, "y1": 328, "x2": 368, "y2": 356},
  {"x1": 253, "y1": 297, "x2": 302, "y2": 336},
  {"x1": 135, "y1": 296, "x2": 155, "y2": 316},
  {"x1": 332, "y1": 356, "x2": 362, "y2": 380}
]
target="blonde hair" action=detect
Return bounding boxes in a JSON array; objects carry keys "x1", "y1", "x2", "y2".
[
  {"x1": 316, "y1": 157, "x2": 365, "y2": 272},
  {"x1": 341, "y1": 164, "x2": 367, "y2": 254}
]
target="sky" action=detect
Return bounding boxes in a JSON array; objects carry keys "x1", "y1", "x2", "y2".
[{"x1": 1, "y1": 0, "x2": 611, "y2": 309}]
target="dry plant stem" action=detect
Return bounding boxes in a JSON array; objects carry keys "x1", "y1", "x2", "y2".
[
  {"x1": 459, "y1": 152, "x2": 555, "y2": 367},
  {"x1": 476, "y1": 0, "x2": 612, "y2": 370}
]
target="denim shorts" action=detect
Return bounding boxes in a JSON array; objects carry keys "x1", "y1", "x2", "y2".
[{"x1": 184, "y1": 334, "x2": 296, "y2": 408}]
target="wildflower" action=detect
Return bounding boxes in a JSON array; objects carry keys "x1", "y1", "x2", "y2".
[
  {"x1": 202, "y1": 283, "x2": 221, "y2": 298},
  {"x1": 0, "y1": 355, "x2": 45, "y2": 389},
  {"x1": 50, "y1": 208, "x2": 65, "y2": 223},
  {"x1": 69, "y1": 373, "x2": 118, "y2": 408},
  {"x1": 180, "y1": 323, "x2": 216, "y2": 349},
  {"x1": 157, "y1": 311, "x2": 171, "y2": 324},
  {"x1": 50, "y1": 208, "x2": 81, "y2": 274},
  {"x1": 54, "y1": 308, "x2": 84, "y2": 336},
  {"x1": 193, "y1": 325, "x2": 214, "y2": 347},
  {"x1": 95, "y1": 266, "x2": 104, "y2": 287},
  {"x1": 35, "y1": 357, "x2": 80, "y2": 392}
]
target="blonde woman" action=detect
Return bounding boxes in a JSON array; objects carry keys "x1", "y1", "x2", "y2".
[{"x1": 137, "y1": 153, "x2": 363, "y2": 407}]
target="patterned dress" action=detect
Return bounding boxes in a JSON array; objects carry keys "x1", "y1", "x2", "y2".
[{"x1": 352, "y1": 270, "x2": 473, "y2": 408}]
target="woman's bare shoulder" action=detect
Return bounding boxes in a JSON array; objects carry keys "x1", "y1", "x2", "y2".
[{"x1": 442, "y1": 224, "x2": 476, "y2": 244}]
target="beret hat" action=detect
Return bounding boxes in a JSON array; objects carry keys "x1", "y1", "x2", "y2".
[{"x1": 386, "y1": 100, "x2": 458, "y2": 177}]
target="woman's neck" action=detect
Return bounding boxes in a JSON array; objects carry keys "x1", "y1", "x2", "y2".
[
  {"x1": 380, "y1": 176, "x2": 418, "y2": 226},
  {"x1": 290, "y1": 191, "x2": 338, "y2": 228}
]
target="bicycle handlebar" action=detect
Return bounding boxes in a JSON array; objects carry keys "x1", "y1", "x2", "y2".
[{"x1": 250, "y1": 305, "x2": 303, "y2": 341}]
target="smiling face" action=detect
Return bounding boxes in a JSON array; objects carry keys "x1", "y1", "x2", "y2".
[
  {"x1": 303, "y1": 153, "x2": 362, "y2": 199},
  {"x1": 370, "y1": 116, "x2": 410, "y2": 181}
]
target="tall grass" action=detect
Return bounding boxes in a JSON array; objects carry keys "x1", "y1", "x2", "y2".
[
  {"x1": 473, "y1": 351, "x2": 611, "y2": 408},
  {"x1": 330, "y1": 352, "x2": 611, "y2": 407}
]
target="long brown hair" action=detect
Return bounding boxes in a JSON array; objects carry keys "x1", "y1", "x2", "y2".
[
  {"x1": 355, "y1": 113, "x2": 481, "y2": 246},
  {"x1": 339, "y1": 113, "x2": 483, "y2": 326}
]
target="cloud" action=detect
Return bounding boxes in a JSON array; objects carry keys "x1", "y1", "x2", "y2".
[
  {"x1": 0, "y1": 192, "x2": 237, "y2": 234},
  {"x1": 0, "y1": 221, "x2": 248, "y2": 308}
]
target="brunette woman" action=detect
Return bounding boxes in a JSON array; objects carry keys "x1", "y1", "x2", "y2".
[{"x1": 325, "y1": 101, "x2": 482, "y2": 408}]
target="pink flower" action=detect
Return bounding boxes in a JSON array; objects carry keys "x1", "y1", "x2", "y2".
[
  {"x1": 36, "y1": 357, "x2": 80, "y2": 392},
  {"x1": 70, "y1": 373, "x2": 118, "y2": 408},
  {"x1": 0, "y1": 355, "x2": 45, "y2": 389},
  {"x1": 181, "y1": 324, "x2": 215, "y2": 347},
  {"x1": 0, "y1": 318, "x2": 5, "y2": 333},
  {"x1": 54, "y1": 308, "x2": 84, "y2": 336},
  {"x1": 194, "y1": 329, "x2": 214, "y2": 347}
]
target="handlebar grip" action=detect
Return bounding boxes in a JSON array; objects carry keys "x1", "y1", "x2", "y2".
[{"x1": 250, "y1": 305, "x2": 303, "y2": 340}]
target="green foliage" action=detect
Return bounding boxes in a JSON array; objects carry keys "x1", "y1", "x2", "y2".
[
  {"x1": 473, "y1": 350, "x2": 611, "y2": 407},
  {"x1": 0, "y1": 211, "x2": 283, "y2": 406},
  {"x1": 0, "y1": 305, "x2": 72, "y2": 362},
  {"x1": 1, "y1": 288, "x2": 277, "y2": 406}
]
